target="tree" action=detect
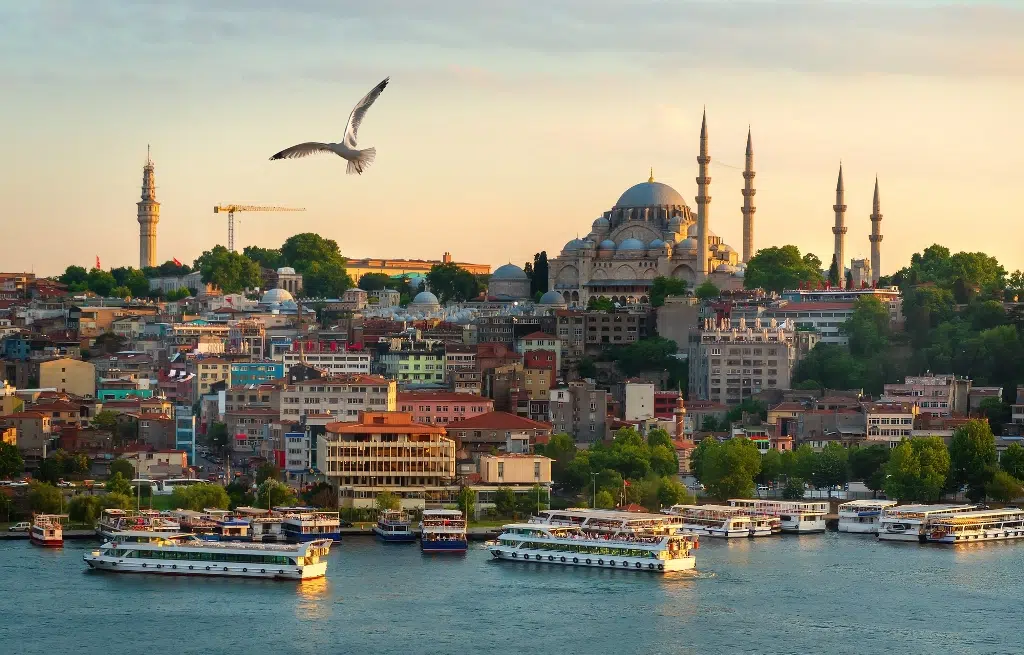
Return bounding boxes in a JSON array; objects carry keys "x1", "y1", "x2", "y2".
[
  {"x1": 759, "y1": 449, "x2": 783, "y2": 484},
  {"x1": 843, "y1": 296, "x2": 891, "y2": 358},
  {"x1": 791, "y1": 444, "x2": 817, "y2": 482},
  {"x1": 0, "y1": 442, "x2": 24, "y2": 478},
  {"x1": 595, "y1": 489, "x2": 616, "y2": 509},
  {"x1": 256, "y1": 480, "x2": 297, "y2": 509},
  {"x1": 884, "y1": 437, "x2": 950, "y2": 502},
  {"x1": 948, "y1": 419, "x2": 997, "y2": 501},
  {"x1": 845, "y1": 269, "x2": 854, "y2": 291},
  {"x1": 166, "y1": 287, "x2": 191, "y2": 301},
  {"x1": 530, "y1": 251, "x2": 549, "y2": 296},
  {"x1": 28, "y1": 482, "x2": 62, "y2": 513},
  {"x1": 650, "y1": 276, "x2": 689, "y2": 307},
  {"x1": 657, "y1": 477, "x2": 691, "y2": 508},
  {"x1": 86, "y1": 268, "x2": 117, "y2": 296},
  {"x1": 110, "y1": 266, "x2": 151, "y2": 298},
  {"x1": 587, "y1": 296, "x2": 615, "y2": 311},
  {"x1": 358, "y1": 272, "x2": 393, "y2": 291},
  {"x1": 302, "y1": 259, "x2": 353, "y2": 298},
  {"x1": 255, "y1": 462, "x2": 282, "y2": 484},
  {"x1": 689, "y1": 437, "x2": 718, "y2": 483},
  {"x1": 811, "y1": 443, "x2": 848, "y2": 495},
  {"x1": 576, "y1": 357, "x2": 597, "y2": 379},
  {"x1": 848, "y1": 444, "x2": 891, "y2": 495},
  {"x1": 170, "y1": 483, "x2": 230, "y2": 511},
  {"x1": 986, "y1": 471, "x2": 1024, "y2": 503},
  {"x1": 803, "y1": 252, "x2": 823, "y2": 272},
  {"x1": 92, "y1": 410, "x2": 119, "y2": 433},
  {"x1": 242, "y1": 246, "x2": 284, "y2": 270},
  {"x1": 782, "y1": 478, "x2": 806, "y2": 500},
  {"x1": 457, "y1": 486, "x2": 476, "y2": 520},
  {"x1": 494, "y1": 487, "x2": 518, "y2": 517},
  {"x1": 194, "y1": 245, "x2": 262, "y2": 294},
  {"x1": 744, "y1": 245, "x2": 824, "y2": 293},
  {"x1": 426, "y1": 262, "x2": 479, "y2": 303},
  {"x1": 100, "y1": 492, "x2": 134, "y2": 511},
  {"x1": 1000, "y1": 443, "x2": 1024, "y2": 481},
  {"x1": 649, "y1": 444, "x2": 679, "y2": 477},
  {"x1": 828, "y1": 254, "x2": 840, "y2": 287},
  {"x1": 542, "y1": 433, "x2": 577, "y2": 486},
  {"x1": 207, "y1": 422, "x2": 230, "y2": 457},
  {"x1": 68, "y1": 495, "x2": 103, "y2": 523},
  {"x1": 36, "y1": 457, "x2": 62, "y2": 484},
  {"x1": 374, "y1": 491, "x2": 400, "y2": 512},
  {"x1": 701, "y1": 437, "x2": 761, "y2": 499},
  {"x1": 108, "y1": 458, "x2": 135, "y2": 480},
  {"x1": 58, "y1": 265, "x2": 89, "y2": 291},
  {"x1": 694, "y1": 280, "x2": 720, "y2": 300},
  {"x1": 0, "y1": 492, "x2": 13, "y2": 522},
  {"x1": 105, "y1": 472, "x2": 133, "y2": 496},
  {"x1": 792, "y1": 342, "x2": 863, "y2": 391}
]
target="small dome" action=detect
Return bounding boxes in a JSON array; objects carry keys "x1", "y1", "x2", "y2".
[
  {"x1": 716, "y1": 263, "x2": 735, "y2": 273},
  {"x1": 618, "y1": 238, "x2": 646, "y2": 251},
  {"x1": 685, "y1": 224, "x2": 716, "y2": 238},
  {"x1": 261, "y1": 287, "x2": 294, "y2": 304},
  {"x1": 563, "y1": 238, "x2": 586, "y2": 252},
  {"x1": 719, "y1": 243, "x2": 735, "y2": 253},
  {"x1": 598, "y1": 239, "x2": 616, "y2": 250},
  {"x1": 492, "y1": 264, "x2": 528, "y2": 280},
  {"x1": 539, "y1": 290, "x2": 567, "y2": 306},
  {"x1": 276, "y1": 267, "x2": 297, "y2": 275},
  {"x1": 649, "y1": 239, "x2": 666, "y2": 249},
  {"x1": 678, "y1": 238, "x2": 698, "y2": 251},
  {"x1": 580, "y1": 239, "x2": 596, "y2": 249},
  {"x1": 614, "y1": 181, "x2": 687, "y2": 209},
  {"x1": 592, "y1": 216, "x2": 610, "y2": 230},
  {"x1": 410, "y1": 291, "x2": 440, "y2": 305},
  {"x1": 733, "y1": 268, "x2": 745, "y2": 278},
  {"x1": 669, "y1": 215, "x2": 683, "y2": 229}
]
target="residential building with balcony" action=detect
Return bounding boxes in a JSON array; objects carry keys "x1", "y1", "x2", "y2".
[
  {"x1": 445, "y1": 411, "x2": 552, "y2": 456},
  {"x1": 39, "y1": 358, "x2": 96, "y2": 398},
  {"x1": 864, "y1": 402, "x2": 918, "y2": 446},
  {"x1": 230, "y1": 361, "x2": 285, "y2": 386},
  {"x1": 549, "y1": 381, "x2": 608, "y2": 444},
  {"x1": 880, "y1": 373, "x2": 969, "y2": 417},
  {"x1": 279, "y1": 374, "x2": 396, "y2": 422},
  {"x1": 281, "y1": 350, "x2": 372, "y2": 376},
  {"x1": 396, "y1": 391, "x2": 493, "y2": 425}
]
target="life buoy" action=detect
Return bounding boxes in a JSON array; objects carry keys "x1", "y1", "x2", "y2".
[
  {"x1": 172, "y1": 565, "x2": 177, "y2": 570},
  {"x1": 156, "y1": 564, "x2": 162, "y2": 569},
  {"x1": 189, "y1": 566, "x2": 194, "y2": 570},
  {"x1": 206, "y1": 566, "x2": 211, "y2": 571},
  {"x1": 572, "y1": 557, "x2": 578, "y2": 563},
  {"x1": 598, "y1": 559, "x2": 604, "y2": 565},
  {"x1": 585, "y1": 558, "x2": 591, "y2": 564},
  {"x1": 279, "y1": 570, "x2": 284, "y2": 574},
  {"x1": 635, "y1": 563, "x2": 641, "y2": 569},
  {"x1": 609, "y1": 560, "x2": 615, "y2": 566},
  {"x1": 658, "y1": 564, "x2": 664, "y2": 571},
  {"x1": 560, "y1": 556, "x2": 566, "y2": 563},
  {"x1": 261, "y1": 569, "x2": 266, "y2": 573},
  {"x1": 223, "y1": 567, "x2": 229, "y2": 572},
  {"x1": 512, "y1": 552, "x2": 517, "y2": 558},
  {"x1": 622, "y1": 561, "x2": 629, "y2": 568},
  {"x1": 548, "y1": 556, "x2": 554, "y2": 562},
  {"x1": 242, "y1": 568, "x2": 248, "y2": 572},
  {"x1": 648, "y1": 564, "x2": 654, "y2": 570},
  {"x1": 142, "y1": 563, "x2": 147, "y2": 568}
]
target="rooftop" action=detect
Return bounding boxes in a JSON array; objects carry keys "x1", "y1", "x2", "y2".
[
  {"x1": 397, "y1": 391, "x2": 491, "y2": 403},
  {"x1": 520, "y1": 332, "x2": 558, "y2": 341},
  {"x1": 446, "y1": 411, "x2": 551, "y2": 431}
]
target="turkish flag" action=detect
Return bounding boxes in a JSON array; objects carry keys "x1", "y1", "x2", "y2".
[
  {"x1": 173, "y1": 257, "x2": 182, "y2": 266},
  {"x1": 95, "y1": 256, "x2": 101, "y2": 269}
]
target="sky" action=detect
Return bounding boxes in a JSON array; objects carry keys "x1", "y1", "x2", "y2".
[{"x1": 1, "y1": 0, "x2": 1022, "y2": 277}]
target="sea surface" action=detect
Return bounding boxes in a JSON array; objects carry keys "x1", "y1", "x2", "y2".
[{"x1": 1, "y1": 533, "x2": 1020, "y2": 655}]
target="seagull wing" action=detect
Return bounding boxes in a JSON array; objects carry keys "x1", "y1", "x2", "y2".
[
  {"x1": 342, "y1": 77, "x2": 389, "y2": 148},
  {"x1": 269, "y1": 142, "x2": 335, "y2": 160}
]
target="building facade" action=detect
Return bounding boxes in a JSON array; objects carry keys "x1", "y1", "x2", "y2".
[
  {"x1": 396, "y1": 391, "x2": 494, "y2": 425},
  {"x1": 549, "y1": 381, "x2": 608, "y2": 444},
  {"x1": 279, "y1": 374, "x2": 396, "y2": 422}
]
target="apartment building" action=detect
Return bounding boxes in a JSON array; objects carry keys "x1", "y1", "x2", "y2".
[
  {"x1": 549, "y1": 381, "x2": 608, "y2": 444},
  {"x1": 864, "y1": 402, "x2": 918, "y2": 446},
  {"x1": 281, "y1": 351, "x2": 372, "y2": 376},
  {"x1": 279, "y1": 374, "x2": 396, "y2": 422},
  {"x1": 396, "y1": 391, "x2": 493, "y2": 425}
]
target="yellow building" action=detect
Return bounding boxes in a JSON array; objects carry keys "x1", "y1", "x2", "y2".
[
  {"x1": 0, "y1": 424, "x2": 16, "y2": 446},
  {"x1": 39, "y1": 358, "x2": 96, "y2": 398},
  {"x1": 344, "y1": 251, "x2": 490, "y2": 284},
  {"x1": 478, "y1": 453, "x2": 552, "y2": 485},
  {"x1": 191, "y1": 358, "x2": 231, "y2": 401}
]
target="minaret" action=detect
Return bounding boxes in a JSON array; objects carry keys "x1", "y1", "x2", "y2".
[
  {"x1": 695, "y1": 110, "x2": 711, "y2": 279},
  {"x1": 741, "y1": 127, "x2": 756, "y2": 263},
  {"x1": 832, "y1": 163, "x2": 847, "y2": 287},
  {"x1": 137, "y1": 146, "x2": 160, "y2": 269},
  {"x1": 869, "y1": 176, "x2": 883, "y2": 285}
]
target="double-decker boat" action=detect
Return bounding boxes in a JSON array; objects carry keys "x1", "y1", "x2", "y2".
[
  {"x1": 924, "y1": 508, "x2": 1024, "y2": 544},
  {"x1": 489, "y1": 523, "x2": 697, "y2": 573},
  {"x1": 30, "y1": 514, "x2": 66, "y2": 547},
  {"x1": 420, "y1": 509, "x2": 467, "y2": 553},
  {"x1": 168, "y1": 510, "x2": 218, "y2": 536},
  {"x1": 233, "y1": 507, "x2": 284, "y2": 543},
  {"x1": 84, "y1": 534, "x2": 332, "y2": 580},
  {"x1": 96, "y1": 509, "x2": 180, "y2": 540},
  {"x1": 374, "y1": 509, "x2": 416, "y2": 543},
  {"x1": 837, "y1": 500, "x2": 898, "y2": 534},
  {"x1": 664, "y1": 504, "x2": 775, "y2": 538},
  {"x1": 728, "y1": 499, "x2": 829, "y2": 533},
  {"x1": 530, "y1": 508, "x2": 688, "y2": 536},
  {"x1": 277, "y1": 507, "x2": 341, "y2": 543},
  {"x1": 877, "y1": 504, "x2": 976, "y2": 542}
]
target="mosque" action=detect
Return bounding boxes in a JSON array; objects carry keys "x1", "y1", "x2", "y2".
[{"x1": 545, "y1": 112, "x2": 754, "y2": 307}]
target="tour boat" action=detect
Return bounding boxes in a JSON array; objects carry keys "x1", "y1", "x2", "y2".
[
  {"x1": 924, "y1": 508, "x2": 1024, "y2": 544},
  {"x1": 728, "y1": 499, "x2": 829, "y2": 533},
  {"x1": 530, "y1": 508, "x2": 689, "y2": 537},
  {"x1": 837, "y1": 500, "x2": 898, "y2": 534},
  {"x1": 96, "y1": 509, "x2": 180, "y2": 540},
  {"x1": 420, "y1": 509, "x2": 468, "y2": 553},
  {"x1": 168, "y1": 510, "x2": 218, "y2": 536},
  {"x1": 30, "y1": 514, "x2": 65, "y2": 547},
  {"x1": 489, "y1": 523, "x2": 698, "y2": 573},
  {"x1": 374, "y1": 509, "x2": 416, "y2": 543},
  {"x1": 277, "y1": 507, "x2": 342, "y2": 543},
  {"x1": 84, "y1": 534, "x2": 333, "y2": 580},
  {"x1": 233, "y1": 507, "x2": 284, "y2": 543},
  {"x1": 202, "y1": 518, "x2": 251, "y2": 542},
  {"x1": 877, "y1": 504, "x2": 977, "y2": 542},
  {"x1": 664, "y1": 504, "x2": 774, "y2": 538}
]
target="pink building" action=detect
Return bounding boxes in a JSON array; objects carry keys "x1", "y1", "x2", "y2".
[{"x1": 396, "y1": 391, "x2": 494, "y2": 426}]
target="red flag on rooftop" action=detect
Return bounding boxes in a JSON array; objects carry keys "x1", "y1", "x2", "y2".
[
  {"x1": 225, "y1": 296, "x2": 233, "y2": 304},
  {"x1": 173, "y1": 257, "x2": 182, "y2": 266},
  {"x1": 95, "y1": 256, "x2": 101, "y2": 269}
]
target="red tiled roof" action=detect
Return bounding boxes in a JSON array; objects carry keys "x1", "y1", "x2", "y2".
[
  {"x1": 770, "y1": 402, "x2": 806, "y2": 412},
  {"x1": 28, "y1": 402, "x2": 82, "y2": 413},
  {"x1": 520, "y1": 332, "x2": 558, "y2": 341},
  {"x1": 767, "y1": 302, "x2": 856, "y2": 312},
  {"x1": 398, "y1": 392, "x2": 491, "y2": 403},
  {"x1": 446, "y1": 411, "x2": 551, "y2": 431},
  {"x1": 299, "y1": 373, "x2": 390, "y2": 385},
  {"x1": 2, "y1": 411, "x2": 47, "y2": 419}
]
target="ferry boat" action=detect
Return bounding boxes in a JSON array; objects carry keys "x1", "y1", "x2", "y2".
[
  {"x1": 30, "y1": 514, "x2": 66, "y2": 547},
  {"x1": 168, "y1": 510, "x2": 218, "y2": 536},
  {"x1": 924, "y1": 508, "x2": 1024, "y2": 544},
  {"x1": 84, "y1": 534, "x2": 332, "y2": 580},
  {"x1": 96, "y1": 509, "x2": 180, "y2": 540},
  {"x1": 489, "y1": 523, "x2": 698, "y2": 573},
  {"x1": 420, "y1": 509, "x2": 468, "y2": 553},
  {"x1": 234, "y1": 507, "x2": 284, "y2": 543},
  {"x1": 877, "y1": 504, "x2": 977, "y2": 542},
  {"x1": 278, "y1": 507, "x2": 341, "y2": 543},
  {"x1": 204, "y1": 518, "x2": 251, "y2": 542},
  {"x1": 728, "y1": 499, "x2": 829, "y2": 533},
  {"x1": 837, "y1": 500, "x2": 898, "y2": 534},
  {"x1": 374, "y1": 509, "x2": 416, "y2": 543},
  {"x1": 664, "y1": 504, "x2": 772, "y2": 538},
  {"x1": 530, "y1": 508, "x2": 689, "y2": 536}
]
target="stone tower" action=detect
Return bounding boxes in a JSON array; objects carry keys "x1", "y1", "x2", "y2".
[
  {"x1": 137, "y1": 146, "x2": 160, "y2": 269},
  {"x1": 695, "y1": 110, "x2": 711, "y2": 279},
  {"x1": 741, "y1": 127, "x2": 756, "y2": 263},
  {"x1": 831, "y1": 164, "x2": 847, "y2": 287},
  {"x1": 869, "y1": 176, "x2": 883, "y2": 285}
]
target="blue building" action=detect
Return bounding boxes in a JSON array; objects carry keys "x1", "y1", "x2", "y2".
[
  {"x1": 174, "y1": 405, "x2": 196, "y2": 465},
  {"x1": 230, "y1": 361, "x2": 285, "y2": 387}
]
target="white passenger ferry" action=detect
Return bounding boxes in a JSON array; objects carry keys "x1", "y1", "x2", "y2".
[
  {"x1": 664, "y1": 504, "x2": 774, "y2": 538},
  {"x1": 489, "y1": 523, "x2": 697, "y2": 573},
  {"x1": 529, "y1": 508, "x2": 688, "y2": 537},
  {"x1": 837, "y1": 500, "x2": 899, "y2": 534},
  {"x1": 277, "y1": 507, "x2": 342, "y2": 543},
  {"x1": 728, "y1": 499, "x2": 829, "y2": 533},
  {"x1": 96, "y1": 509, "x2": 180, "y2": 540},
  {"x1": 877, "y1": 504, "x2": 976, "y2": 542},
  {"x1": 924, "y1": 508, "x2": 1024, "y2": 544},
  {"x1": 420, "y1": 509, "x2": 468, "y2": 553},
  {"x1": 84, "y1": 534, "x2": 332, "y2": 580}
]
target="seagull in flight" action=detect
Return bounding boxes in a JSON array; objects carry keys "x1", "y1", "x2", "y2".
[{"x1": 270, "y1": 77, "x2": 389, "y2": 175}]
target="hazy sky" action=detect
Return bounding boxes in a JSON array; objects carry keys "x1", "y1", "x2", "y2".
[{"x1": 2, "y1": 1, "x2": 1022, "y2": 277}]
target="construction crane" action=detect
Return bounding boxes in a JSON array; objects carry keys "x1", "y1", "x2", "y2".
[{"x1": 213, "y1": 205, "x2": 306, "y2": 252}]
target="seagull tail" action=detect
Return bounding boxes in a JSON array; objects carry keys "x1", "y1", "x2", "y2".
[{"x1": 346, "y1": 147, "x2": 376, "y2": 175}]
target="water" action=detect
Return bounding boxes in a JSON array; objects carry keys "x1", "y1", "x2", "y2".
[{"x1": 1, "y1": 534, "x2": 1021, "y2": 655}]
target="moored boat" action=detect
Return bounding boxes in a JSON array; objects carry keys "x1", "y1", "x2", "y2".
[
  {"x1": 924, "y1": 508, "x2": 1024, "y2": 544},
  {"x1": 837, "y1": 500, "x2": 898, "y2": 534},
  {"x1": 278, "y1": 507, "x2": 342, "y2": 543},
  {"x1": 96, "y1": 509, "x2": 180, "y2": 540},
  {"x1": 420, "y1": 509, "x2": 467, "y2": 553},
  {"x1": 728, "y1": 499, "x2": 829, "y2": 533},
  {"x1": 30, "y1": 514, "x2": 66, "y2": 547},
  {"x1": 83, "y1": 534, "x2": 332, "y2": 580},
  {"x1": 489, "y1": 523, "x2": 697, "y2": 573},
  {"x1": 877, "y1": 504, "x2": 976, "y2": 542},
  {"x1": 374, "y1": 509, "x2": 416, "y2": 543},
  {"x1": 664, "y1": 504, "x2": 772, "y2": 538},
  {"x1": 530, "y1": 508, "x2": 688, "y2": 536}
]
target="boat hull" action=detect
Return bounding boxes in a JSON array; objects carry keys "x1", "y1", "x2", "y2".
[
  {"x1": 488, "y1": 546, "x2": 694, "y2": 573},
  {"x1": 285, "y1": 531, "x2": 341, "y2": 543},
  {"x1": 421, "y1": 539, "x2": 468, "y2": 553},
  {"x1": 877, "y1": 528, "x2": 923, "y2": 542},
  {"x1": 374, "y1": 527, "x2": 416, "y2": 543},
  {"x1": 82, "y1": 554, "x2": 326, "y2": 580},
  {"x1": 30, "y1": 535, "x2": 63, "y2": 547},
  {"x1": 927, "y1": 528, "x2": 1024, "y2": 544},
  {"x1": 838, "y1": 519, "x2": 879, "y2": 534}
]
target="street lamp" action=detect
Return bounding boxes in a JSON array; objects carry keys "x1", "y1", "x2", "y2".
[{"x1": 591, "y1": 473, "x2": 598, "y2": 509}]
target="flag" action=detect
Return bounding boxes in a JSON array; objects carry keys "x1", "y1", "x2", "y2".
[
  {"x1": 95, "y1": 256, "x2": 101, "y2": 269},
  {"x1": 226, "y1": 296, "x2": 233, "y2": 304},
  {"x1": 173, "y1": 257, "x2": 182, "y2": 266},
  {"x1": 624, "y1": 480, "x2": 631, "y2": 487}
]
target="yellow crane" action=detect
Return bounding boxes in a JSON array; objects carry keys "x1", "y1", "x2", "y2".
[{"x1": 213, "y1": 205, "x2": 306, "y2": 252}]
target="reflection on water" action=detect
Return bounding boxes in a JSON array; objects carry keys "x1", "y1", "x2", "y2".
[{"x1": 295, "y1": 577, "x2": 330, "y2": 620}]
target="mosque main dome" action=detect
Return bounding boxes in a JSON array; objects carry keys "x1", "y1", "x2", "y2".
[{"x1": 614, "y1": 180, "x2": 688, "y2": 209}]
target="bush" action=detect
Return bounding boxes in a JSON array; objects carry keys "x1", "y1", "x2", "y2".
[
  {"x1": 28, "y1": 482, "x2": 63, "y2": 513},
  {"x1": 782, "y1": 478, "x2": 806, "y2": 500},
  {"x1": 68, "y1": 495, "x2": 103, "y2": 523}
]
